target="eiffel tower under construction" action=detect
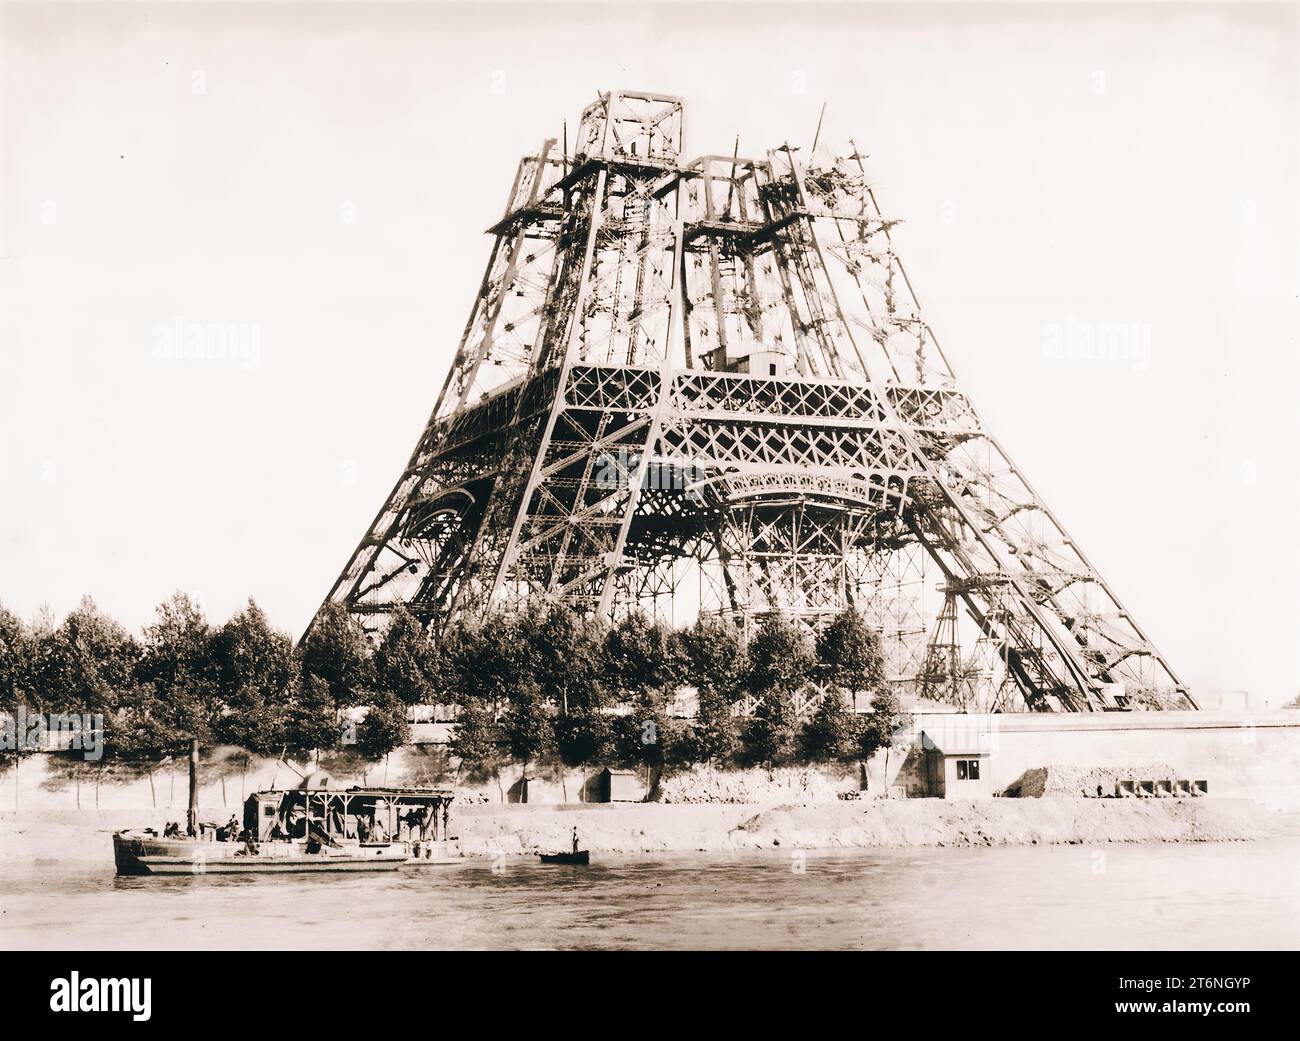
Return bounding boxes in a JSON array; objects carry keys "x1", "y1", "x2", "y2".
[{"x1": 310, "y1": 90, "x2": 1193, "y2": 714}]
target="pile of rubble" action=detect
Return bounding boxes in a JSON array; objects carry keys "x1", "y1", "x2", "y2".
[
  {"x1": 1002, "y1": 762, "x2": 1183, "y2": 798},
  {"x1": 656, "y1": 765, "x2": 857, "y2": 804}
]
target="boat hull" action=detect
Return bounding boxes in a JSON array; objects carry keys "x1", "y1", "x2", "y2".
[
  {"x1": 539, "y1": 851, "x2": 590, "y2": 865},
  {"x1": 113, "y1": 831, "x2": 408, "y2": 876}
]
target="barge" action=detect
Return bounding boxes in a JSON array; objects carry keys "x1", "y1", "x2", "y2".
[{"x1": 113, "y1": 770, "x2": 461, "y2": 876}]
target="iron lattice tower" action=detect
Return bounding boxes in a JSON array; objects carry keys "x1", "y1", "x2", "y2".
[{"x1": 311, "y1": 90, "x2": 1192, "y2": 713}]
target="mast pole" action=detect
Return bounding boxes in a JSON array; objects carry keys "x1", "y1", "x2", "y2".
[{"x1": 187, "y1": 737, "x2": 199, "y2": 837}]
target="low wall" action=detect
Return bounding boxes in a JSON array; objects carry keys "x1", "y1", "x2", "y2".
[
  {"x1": 0, "y1": 746, "x2": 649, "y2": 823},
  {"x1": 1, "y1": 710, "x2": 1297, "y2": 826}
]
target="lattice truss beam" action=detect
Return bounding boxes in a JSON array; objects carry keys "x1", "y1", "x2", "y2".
[{"x1": 309, "y1": 90, "x2": 1192, "y2": 712}]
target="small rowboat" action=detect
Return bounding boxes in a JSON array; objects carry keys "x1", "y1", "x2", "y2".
[{"x1": 538, "y1": 850, "x2": 590, "y2": 865}]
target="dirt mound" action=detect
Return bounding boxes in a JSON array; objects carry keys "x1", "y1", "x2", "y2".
[{"x1": 1003, "y1": 762, "x2": 1182, "y2": 798}]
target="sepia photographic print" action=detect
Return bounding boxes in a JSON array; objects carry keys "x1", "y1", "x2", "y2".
[{"x1": 1, "y1": 0, "x2": 1296, "y2": 1018}]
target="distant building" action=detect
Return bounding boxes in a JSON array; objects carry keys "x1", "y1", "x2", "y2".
[
  {"x1": 920, "y1": 730, "x2": 992, "y2": 799},
  {"x1": 600, "y1": 768, "x2": 643, "y2": 803}
]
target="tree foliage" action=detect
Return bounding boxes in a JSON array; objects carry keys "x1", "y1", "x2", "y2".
[
  {"x1": 354, "y1": 692, "x2": 410, "y2": 760},
  {"x1": 526, "y1": 604, "x2": 607, "y2": 716},
  {"x1": 447, "y1": 696, "x2": 498, "y2": 770},
  {"x1": 605, "y1": 612, "x2": 685, "y2": 705},
  {"x1": 800, "y1": 689, "x2": 856, "y2": 761},
  {"x1": 854, "y1": 684, "x2": 913, "y2": 765},
  {"x1": 680, "y1": 615, "x2": 746, "y2": 705},
  {"x1": 300, "y1": 601, "x2": 373, "y2": 708},
  {"x1": 744, "y1": 613, "x2": 815, "y2": 700},
  {"x1": 35, "y1": 596, "x2": 139, "y2": 716},
  {"x1": 740, "y1": 614, "x2": 815, "y2": 766},
  {"x1": 208, "y1": 599, "x2": 296, "y2": 754},
  {"x1": 284, "y1": 673, "x2": 341, "y2": 758},
  {"x1": 372, "y1": 605, "x2": 440, "y2": 706},
  {"x1": 685, "y1": 686, "x2": 737, "y2": 765},
  {"x1": 816, "y1": 607, "x2": 885, "y2": 711},
  {"x1": 0, "y1": 592, "x2": 908, "y2": 773},
  {"x1": 135, "y1": 593, "x2": 222, "y2": 751},
  {"x1": 553, "y1": 708, "x2": 614, "y2": 768},
  {"x1": 0, "y1": 603, "x2": 34, "y2": 713},
  {"x1": 499, "y1": 677, "x2": 553, "y2": 767}
]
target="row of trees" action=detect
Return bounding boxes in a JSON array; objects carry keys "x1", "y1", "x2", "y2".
[
  {"x1": 444, "y1": 604, "x2": 908, "y2": 776},
  {"x1": 0, "y1": 593, "x2": 909, "y2": 771},
  {"x1": 0, "y1": 594, "x2": 367, "y2": 760}
]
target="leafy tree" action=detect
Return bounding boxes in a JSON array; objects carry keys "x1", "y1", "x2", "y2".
[
  {"x1": 681, "y1": 615, "x2": 747, "y2": 706},
  {"x1": 0, "y1": 603, "x2": 34, "y2": 713},
  {"x1": 499, "y1": 677, "x2": 553, "y2": 771},
  {"x1": 300, "y1": 601, "x2": 373, "y2": 707},
  {"x1": 740, "y1": 614, "x2": 815, "y2": 766},
  {"x1": 284, "y1": 673, "x2": 342, "y2": 758},
  {"x1": 602, "y1": 614, "x2": 686, "y2": 774},
  {"x1": 134, "y1": 593, "x2": 220, "y2": 753},
  {"x1": 354, "y1": 692, "x2": 411, "y2": 760},
  {"x1": 686, "y1": 686, "x2": 737, "y2": 765},
  {"x1": 658, "y1": 716, "x2": 696, "y2": 771},
  {"x1": 741, "y1": 689, "x2": 799, "y2": 767},
  {"x1": 33, "y1": 595, "x2": 139, "y2": 716},
  {"x1": 526, "y1": 604, "x2": 607, "y2": 716},
  {"x1": 745, "y1": 613, "x2": 815, "y2": 698},
  {"x1": 447, "y1": 696, "x2": 498, "y2": 777},
  {"x1": 605, "y1": 613, "x2": 685, "y2": 706},
  {"x1": 552, "y1": 708, "x2": 614, "y2": 768},
  {"x1": 428, "y1": 617, "x2": 479, "y2": 705},
  {"x1": 868, "y1": 686, "x2": 909, "y2": 774},
  {"x1": 816, "y1": 607, "x2": 885, "y2": 712},
  {"x1": 854, "y1": 685, "x2": 913, "y2": 779},
  {"x1": 450, "y1": 613, "x2": 532, "y2": 717},
  {"x1": 105, "y1": 681, "x2": 187, "y2": 760},
  {"x1": 800, "y1": 688, "x2": 855, "y2": 761},
  {"x1": 675, "y1": 616, "x2": 746, "y2": 766},
  {"x1": 613, "y1": 709, "x2": 669, "y2": 770},
  {"x1": 208, "y1": 599, "x2": 296, "y2": 754},
  {"x1": 372, "y1": 605, "x2": 441, "y2": 706}
]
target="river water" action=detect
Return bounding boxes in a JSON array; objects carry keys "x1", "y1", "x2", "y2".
[{"x1": 2, "y1": 839, "x2": 1297, "y2": 949}]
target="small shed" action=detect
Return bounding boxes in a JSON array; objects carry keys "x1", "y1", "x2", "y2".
[
  {"x1": 599, "y1": 768, "x2": 642, "y2": 803},
  {"x1": 920, "y1": 730, "x2": 992, "y2": 799}
]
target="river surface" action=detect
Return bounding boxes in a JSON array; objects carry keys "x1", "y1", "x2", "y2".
[{"x1": 2, "y1": 839, "x2": 1297, "y2": 949}]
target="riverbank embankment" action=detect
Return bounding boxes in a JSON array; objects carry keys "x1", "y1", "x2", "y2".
[{"x1": 4, "y1": 797, "x2": 1294, "y2": 867}]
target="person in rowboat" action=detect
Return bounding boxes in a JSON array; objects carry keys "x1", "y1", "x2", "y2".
[{"x1": 572, "y1": 826, "x2": 580, "y2": 854}]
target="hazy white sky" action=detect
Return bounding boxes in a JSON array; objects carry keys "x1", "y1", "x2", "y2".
[{"x1": 1, "y1": 1, "x2": 1296, "y2": 702}]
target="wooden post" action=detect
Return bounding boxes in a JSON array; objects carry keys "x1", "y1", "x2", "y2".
[{"x1": 187, "y1": 737, "x2": 199, "y2": 837}]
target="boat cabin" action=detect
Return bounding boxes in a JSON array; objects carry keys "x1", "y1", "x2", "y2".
[{"x1": 244, "y1": 786, "x2": 455, "y2": 844}]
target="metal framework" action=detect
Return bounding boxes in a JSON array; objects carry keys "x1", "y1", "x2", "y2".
[{"x1": 309, "y1": 90, "x2": 1193, "y2": 713}]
